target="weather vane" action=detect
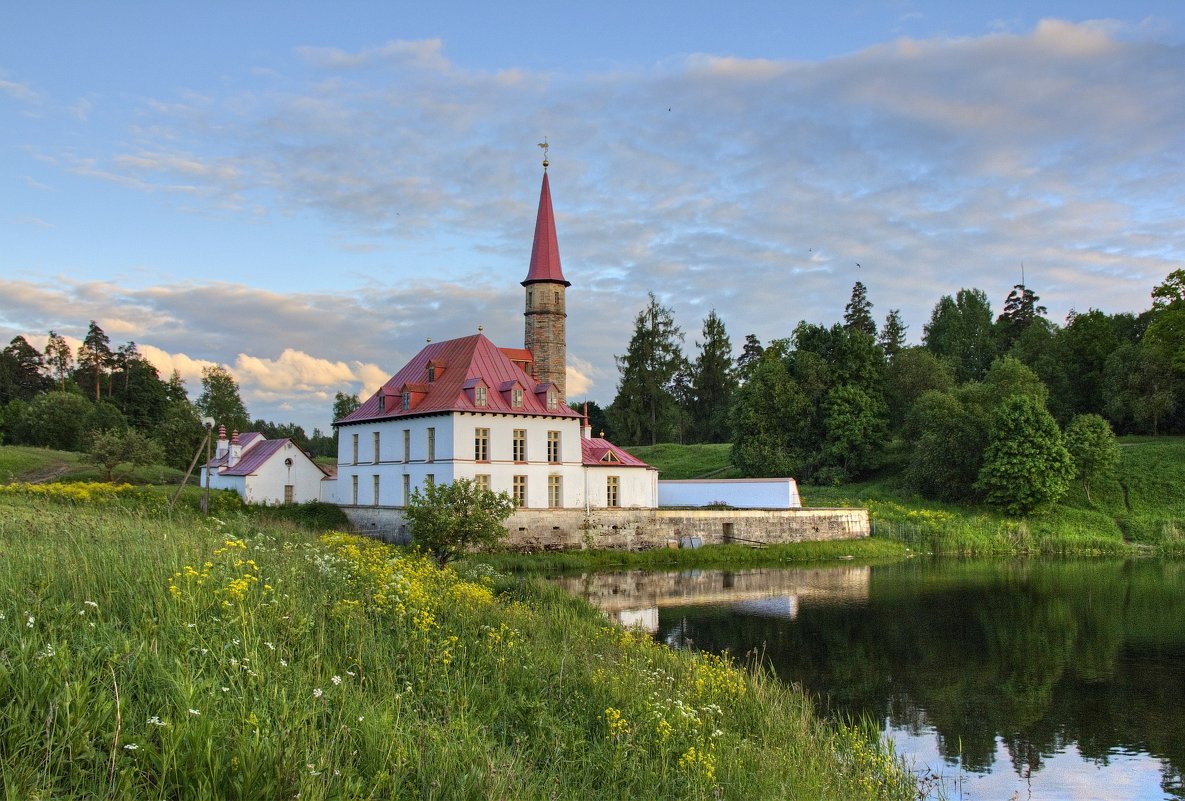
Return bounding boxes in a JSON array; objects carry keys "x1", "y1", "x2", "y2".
[{"x1": 538, "y1": 137, "x2": 549, "y2": 169}]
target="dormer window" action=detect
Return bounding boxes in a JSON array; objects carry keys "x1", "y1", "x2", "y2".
[
  {"x1": 600, "y1": 451, "x2": 620, "y2": 463},
  {"x1": 427, "y1": 365, "x2": 435, "y2": 383},
  {"x1": 547, "y1": 389, "x2": 558, "y2": 410},
  {"x1": 512, "y1": 388, "x2": 524, "y2": 408},
  {"x1": 475, "y1": 385, "x2": 487, "y2": 406},
  {"x1": 401, "y1": 391, "x2": 411, "y2": 411}
]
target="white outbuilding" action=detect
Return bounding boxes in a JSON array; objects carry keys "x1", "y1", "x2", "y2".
[{"x1": 203, "y1": 426, "x2": 330, "y2": 505}]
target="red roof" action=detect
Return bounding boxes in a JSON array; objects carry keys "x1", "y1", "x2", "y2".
[
  {"x1": 337, "y1": 333, "x2": 581, "y2": 425},
  {"x1": 522, "y1": 170, "x2": 570, "y2": 287},
  {"x1": 204, "y1": 434, "x2": 325, "y2": 477},
  {"x1": 581, "y1": 438, "x2": 654, "y2": 468}
]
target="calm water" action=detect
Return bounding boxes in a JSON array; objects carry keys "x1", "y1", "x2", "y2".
[{"x1": 555, "y1": 559, "x2": 1185, "y2": 800}]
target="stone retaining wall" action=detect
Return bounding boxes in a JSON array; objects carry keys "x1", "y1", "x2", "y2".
[{"x1": 340, "y1": 505, "x2": 869, "y2": 550}]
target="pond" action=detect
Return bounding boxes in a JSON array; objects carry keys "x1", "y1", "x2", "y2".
[{"x1": 554, "y1": 559, "x2": 1185, "y2": 800}]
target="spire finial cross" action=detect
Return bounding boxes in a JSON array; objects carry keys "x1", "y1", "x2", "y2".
[{"x1": 538, "y1": 137, "x2": 549, "y2": 169}]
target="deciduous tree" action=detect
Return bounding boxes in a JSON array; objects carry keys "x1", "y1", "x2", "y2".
[
  {"x1": 404, "y1": 478, "x2": 516, "y2": 566},
  {"x1": 923, "y1": 288, "x2": 996, "y2": 383},
  {"x1": 87, "y1": 428, "x2": 165, "y2": 482},
  {"x1": 196, "y1": 365, "x2": 250, "y2": 434},
  {"x1": 975, "y1": 394, "x2": 1074, "y2": 515},
  {"x1": 1064, "y1": 414, "x2": 1120, "y2": 504}
]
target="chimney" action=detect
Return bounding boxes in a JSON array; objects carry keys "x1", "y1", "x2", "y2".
[
  {"x1": 582, "y1": 402, "x2": 592, "y2": 439},
  {"x1": 228, "y1": 430, "x2": 242, "y2": 467},
  {"x1": 215, "y1": 424, "x2": 229, "y2": 459}
]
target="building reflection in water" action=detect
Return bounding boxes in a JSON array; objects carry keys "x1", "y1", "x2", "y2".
[{"x1": 553, "y1": 566, "x2": 870, "y2": 634}]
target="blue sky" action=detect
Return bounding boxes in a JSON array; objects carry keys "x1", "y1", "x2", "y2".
[{"x1": 3, "y1": 2, "x2": 1184, "y2": 432}]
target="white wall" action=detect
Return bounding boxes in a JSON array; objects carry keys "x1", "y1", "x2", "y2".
[
  {"x1": 204, "y1": 441, "x2": 326, "y2": 505},
  {"x1": 242, "y1": 442, "x2": 326, "y2": 504},
  {"x1": 335, "y1": 411, "x2": 657, "y2": 510},
  {"x1": 657, "y1": 478, "x2": 802, "y2": 509},
  {"x1": 584, "y1": 466, "x2": 659, "y2": 509}
]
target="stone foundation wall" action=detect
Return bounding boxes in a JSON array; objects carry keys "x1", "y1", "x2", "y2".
[{"x1": 340, "y1": 505, "x2": 869, "y2": 550}]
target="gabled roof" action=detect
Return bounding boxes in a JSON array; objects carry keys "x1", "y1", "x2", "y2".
[
  {"x1": 204, "y1": 435, "x2": 326, "y2": 477},
  {"x1": 581, "y1": 437, "x2": 654, "y2": 468},
  {"x1": 522, "y1": 170, "x2": 570, "y2": 287},
  {"x1": 337, "y1": 333, "x2": 581, "y2": 426}
]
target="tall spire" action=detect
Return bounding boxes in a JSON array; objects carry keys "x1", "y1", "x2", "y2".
[
  {"x1": 522, "y1": 156, "x2": 569, "y2": 401},
  {"x1": 522, "y1": 165, "x2": 570, "y2": 287}
]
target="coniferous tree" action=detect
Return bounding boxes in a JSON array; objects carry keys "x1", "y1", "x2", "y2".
[
  {"x1": 77, "y1": 320, "x2": 113, "y2": 401},
  {"x1": 996, "y1": 284, "x2": 1048, "y2": 352},
  {"x1": 879, "y1": 309, "x2": 907, "y2": 362},
  {"x1": 736, "y1": 334, "x2": 764, "y2": 382},
  {"x1": 689, "y1": 310, "x2": 737, "y2": 443},
  {"x1": 0, "y1": 336, "x2": 47, "y2": 403},
  {"x1": 44, "y1": 331, "x2": 74, "y2": 391},
  {"x1": 843, "y1": 281, "x2": 876, "y2": 336},
  {"x1": 609, "y1": 293, "x2": 686, "y2": 445}
]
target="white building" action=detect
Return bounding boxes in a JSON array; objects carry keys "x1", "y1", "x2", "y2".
[
  {"x1": 203, "y1": 426, "x2": 330, "y2": 505},
  {"x1": 332, "y1": 159, "x2": 658, "y2": 513},
  {"x1": 331, "y1": 332, "x2": 657, "y2": 510}
]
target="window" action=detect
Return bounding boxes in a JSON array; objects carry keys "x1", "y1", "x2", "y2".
[
  {"x1": 373, "y1": 431, "x2": 380, "y2": 463},
  {"x1": 403, "y1": 474, "x2": 410, "y2": 506},
  {"x1": 427, "y1": 365, "x2": 436, "y2": 382},
  {"x1": 607, "y1": 476, "x2": 620, "y2": 508},
  {"x1": 474, "y1": 474, "x2": 490, "y2": 492},
  {"x1": 427, "y1": 427, "x2": 435, "y2": 462},
  {"x1": 548, "y1": 475, "x2": 562, "y2": 508},
  {"x1": 547, "y1": 430, "x2": 561, "y2": 464},
  {"x1": 547, "y1": 389, "x2": 558, "y2": 410},
  {"x1": 401, "y1": 391, "x2": 410, "y2": 410},
  {"x1": 352, "y1": 433, "x2": 359, "y2": 465},
  {"x1": 475, "y1": 385, "x2": 487, "y2": 407},
  {"x1": 553, "y1": 291, "x2": 560, "y2": 305},
  {"x1": 475, "y1": 428, "x2": 490, "y2": 462},
  {"x1": 351, "y1": 475, "x2": 359, "y2": 505},
  {"x1": 512, "y1": 475, "x2": 527, "y2": 508},
  {"x1": 372, "y1": 474, "x2": 380, "y2": 507},
  {"x1": 527, "y1": 289, "x2": 533, "y2": 309},
  {"x1": 512, "y1": 429, "x2": 527, "y2": 463},
  {"x1": 425, "y1": 473, "x2": 435, "y2": 490},
  {"x1": 284, "y1": 484, "x2": 294, "y2": 504},
  {"x1": 403, "y1": 429, "x2": 410, "y2": 463},
  {"x1": 511, "y1": 387, "x2": 524, "y2": 408}
]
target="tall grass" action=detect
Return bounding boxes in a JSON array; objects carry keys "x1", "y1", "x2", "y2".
[{"x1": 0, "y1": 493, "x2": 916, "y2": 800}]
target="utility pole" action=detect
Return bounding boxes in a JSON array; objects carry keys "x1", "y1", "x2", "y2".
[{"x1": 200, "y1": 417, "x2": 214, "y2": 515}]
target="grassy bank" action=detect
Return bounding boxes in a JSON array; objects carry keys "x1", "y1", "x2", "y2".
[
  {"x1": 629, "y1": 437, "x2": 1185, "y2": 558},
  {"x1": 0, "y1": 444, "x2": 190, "y2": 486},
  {"x1": 0, "y1": 491, "x2": 915, "y2": 800}
]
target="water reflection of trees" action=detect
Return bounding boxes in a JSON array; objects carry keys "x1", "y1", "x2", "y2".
[{"x1": 659, "y1": 560, "x2": 1185, "y2": 788}]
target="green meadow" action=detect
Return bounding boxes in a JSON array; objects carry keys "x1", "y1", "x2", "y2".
[{"x1": 0, "y1": 484, "x2": 915, "y2": 801}]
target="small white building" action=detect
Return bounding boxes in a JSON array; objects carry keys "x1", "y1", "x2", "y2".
[{"x1": 203, "y1": 426, "x2": 329, "y2": 505}]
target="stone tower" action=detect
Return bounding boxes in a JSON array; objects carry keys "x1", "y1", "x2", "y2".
[{"x1": 522, "y1": 159, "x2": 570, "y2": 401}]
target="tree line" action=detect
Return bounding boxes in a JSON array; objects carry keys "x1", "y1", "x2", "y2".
[
  {"x1": 604, "y1": 270, "x2": 1185, "y2": 514},
  {"x1": 0, "y1": 322, "x2": 339, "y2": 472}
]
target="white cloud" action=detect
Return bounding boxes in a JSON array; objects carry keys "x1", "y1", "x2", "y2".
[{"x1": 6, "y1": 21, "x2": 1185, "y2": 429}]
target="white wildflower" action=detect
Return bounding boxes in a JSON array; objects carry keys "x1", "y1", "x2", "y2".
[
  {"x1": 26, "y1": 615, "x2": 34, "y2": 628},
  {"x1": 84, "y1": 600, "x2": 98, "y2": 608},
  {"x1": 124, "y1": 743, "x2": 139, "y2": 751},
  {"x1": 189, "y1": 708, "x2": 200, "y2": 716},
  {"x1": 313, "y1": 688, "x2": 323, "y2": 699},
  {"x1": 331, "y1": 675, "x2": 342, "y2": 686}
]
